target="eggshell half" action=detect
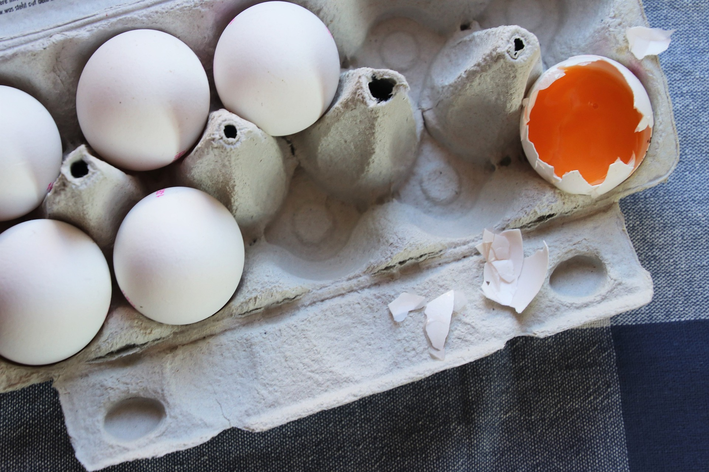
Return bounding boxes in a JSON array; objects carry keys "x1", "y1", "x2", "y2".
[
  {"x1": 0, "y1": 86, "x2": 62, "y2": 221},
  {"x1": 76, "y1": 29, "x2": 210, "y2": 171},
  {"x1": 113, "y1": 187, "x2": 245, "y2": 325},
  {"x1": 520, "y1": 55, "x2": 653, "y2": 198},
  {"x1": 0, "y1": 219, "x2": 111, "y2": 365},
  {"x1": 213, "y1": 1, "x2": 341, "y2": 136}
]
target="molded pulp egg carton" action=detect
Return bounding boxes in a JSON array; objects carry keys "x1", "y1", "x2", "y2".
[{"x1": 0, "y1": 0, "x2": 678, "y2": 469}]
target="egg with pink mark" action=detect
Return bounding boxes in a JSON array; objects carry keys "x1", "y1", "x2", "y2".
[
  {"x1": 0, "y1": 86, "x2": 62, "y2": 221},
  {"x1": 213, "y1": 1, "x2": 341, "y2": 136},
  {"x1": 113, "y1": 187, "x2": 245, "y2": 325},
  {"x1": 0, "y1": 219, "x2": 112, "y2": 365},
  {"x1": 76, "y1": 29, "x2": 210, "y2": 171}
]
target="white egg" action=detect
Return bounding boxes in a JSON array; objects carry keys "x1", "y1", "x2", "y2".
[
  {"x1": 113, "y1": 187, "x2": 245, "y2": 325},
  {"x1": 213, "y1": 1, "x2": 341, "y2": 136},
  {"x1": 0, "y1": 86, "x2": 62, "y2": 221},
  {"x1": 76, "y1": 29, "x2": 210, "y2": 171},
  {"x1": 520, "y1": 55, "x2": 653, "y2": 198},
  {"x1": 0, "y1": 219, "x2": 111, "y2": 365}
]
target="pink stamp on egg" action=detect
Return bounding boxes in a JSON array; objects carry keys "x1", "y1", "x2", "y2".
[
  {"x1": 155, "y1": 189, "x2": 166, "y2": 198},
  {"x1": 46, "y1": 182, "x2": 53, "y2": 192}
]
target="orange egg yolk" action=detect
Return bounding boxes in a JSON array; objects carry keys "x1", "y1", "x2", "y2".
[{"x1": 527, "y1": 60, "x2": 652, "y2": 185}]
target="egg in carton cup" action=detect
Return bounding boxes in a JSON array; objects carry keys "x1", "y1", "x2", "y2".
[{"x1": 0, "y1": 0, "x2": 677, "y2": 469}]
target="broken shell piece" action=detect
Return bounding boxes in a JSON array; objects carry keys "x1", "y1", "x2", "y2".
[
  {"x1": 627, "y1": 27, "x2": 673, "y2": 59},
  {"x1": 476, "y1": 229, "x2": 548, "y2": 313},
  {"x1": 41, "y1": 145, "x2": 146, "y2": 249},
  {"x1": 421, "y1": 25, "x2": 542, "y2": 165},
  {"x1": 388, "y1": 292, "x2": 426, "y2": 322},
  {"x1": 425, "y1": 290, "x2": 467, "y2": 360},
  {"x1": 175, "y1": 109, "x2": 295, "y2": 239},
  {"x1": 292, "y1": 67, "x2": 421, "y2": 207},
  {"x1": 521, "y1": 55, "x2": 653, "y2": 198}
]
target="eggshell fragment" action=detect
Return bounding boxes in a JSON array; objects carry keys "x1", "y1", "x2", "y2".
[
  {"x1": 388, "y1": 292, "x2": 426, "y2": 322},
  {"x1": 213, "y1": 1, "x2": 341, "y2": 136},
  {"x1": 627, "y1": 27, "x2": 673, "y2": 59},
  {"x1": 113, "y1": 187, "x2": 245, "y2": 325},
  {"x1": 0, "y1": 220, "x2": 111, "y2": 365},
  {"x1": 476, "y1": 229, "x2": 549, "y2": 313},
  {"x1": 521, "y1": 55, "x2": 653, "y2": 197},
  {"x1": 76, "y1": 29, "x2": 210, "y2": 171},
  {"x1": 0, "y1": 86, "x2": 62, "y2": 221},
  {"x1": 424, "y1": 290, "x2": 467, "y2": 360}
]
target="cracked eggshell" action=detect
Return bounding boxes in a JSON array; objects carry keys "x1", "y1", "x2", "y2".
[
  {"x1": 626, "y1": 27, "x2": 673, "y2": 59},
  {"x1": 213, "y1": 1, "x2": 340, "y2": 136},
  {"x1": 520, "y1": 55, "x2": 653, "y2": 198},
  {"x1": 0, "y1": 86, "x2": 62, "y2": 221},
  {"x1": 76, "y1": 29, "x2": 210, "y2": 171},
  {"x1": 0, "y1": 220, "x2": 111, "y2": 365},
  {"x1": 477, "y1": 229, "x2": 549, "y2": 314},
  {"x1": 113, "y1": 187, "x2": 245, "y2": 326},
  {"x1": 388, "y1": 292, "x2": 426, "y2": 322}
]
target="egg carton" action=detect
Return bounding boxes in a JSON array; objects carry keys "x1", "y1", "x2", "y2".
[{"x1": 0, "y1": 0, "x2": 677, "y2": 469}]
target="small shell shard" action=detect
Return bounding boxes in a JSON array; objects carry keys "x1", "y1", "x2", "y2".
[
  {"x1": 452, "y1": 291, "x2": 468, "y2": 312},
  {"x1": 627, "y1": 27, "x2": 673, "y2": 60},
  {"x1": 491, "y1": 259, "x2": 516, "y2": 282},
  {"x1": 511, "y1": 242, "x2": 549, "y2": 313},
  {"x1": 478, "y1": 230, "x2": 549, "y2": 313},
  {"x1": 429, "y1": 346, "x2": 446, "y2": 361},
  {"x1": 424, "y1": 290, "x2": 465, "y2": 360},
  {"x1": 388, "y1": 292, "x2": 426, "y2": 322},
  {"x1": 425, "y1": 320, "x2": 450, "y2": 352}
]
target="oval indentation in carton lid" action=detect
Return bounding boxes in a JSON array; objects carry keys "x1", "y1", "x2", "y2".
[
  {"x1": 549, "y1": 254, "x2": 607, "y2": 298},
  {"x1": 104, "y1": 397, "x2": 166, "y2": 442}
]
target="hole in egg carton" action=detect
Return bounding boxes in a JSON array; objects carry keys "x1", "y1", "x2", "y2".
[
  {"x1": 104, "y1": 397, "x2": 166, "y2": 442},
  {"x1": 223, "y1": 124, "x2": 237, "y2": 140},
  {"x1": 70, "y1": 159, "x2": 90, "y2": 178},
  {"x1": 550, "y1": 254, "x2": 608, "y2": 298},
  {"x1": 508, "y1": 37, "x2": 525, "y2": 58},
  {"x1": 368, "y1": 76, "x2": 396, "y2": 102},
  {"x1": 498, "y1": 156, "x2": 512, "y2": 167}
]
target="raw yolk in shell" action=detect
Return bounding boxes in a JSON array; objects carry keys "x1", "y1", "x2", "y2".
[{"x1": 527, "y1": 60, "x2": 652, "y2": 185}]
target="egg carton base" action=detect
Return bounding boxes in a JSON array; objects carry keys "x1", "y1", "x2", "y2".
[
  {"x1": 0, "y1": 0, "x2": 677, "y2": 466},
  {"x1": 54, "y1": 203, "x2": 651, "y2": 471}
]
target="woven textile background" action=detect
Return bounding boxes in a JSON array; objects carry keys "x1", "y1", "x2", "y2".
[{"x1": 1, "y1": 0, "x2": 707, "y2": 470}]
